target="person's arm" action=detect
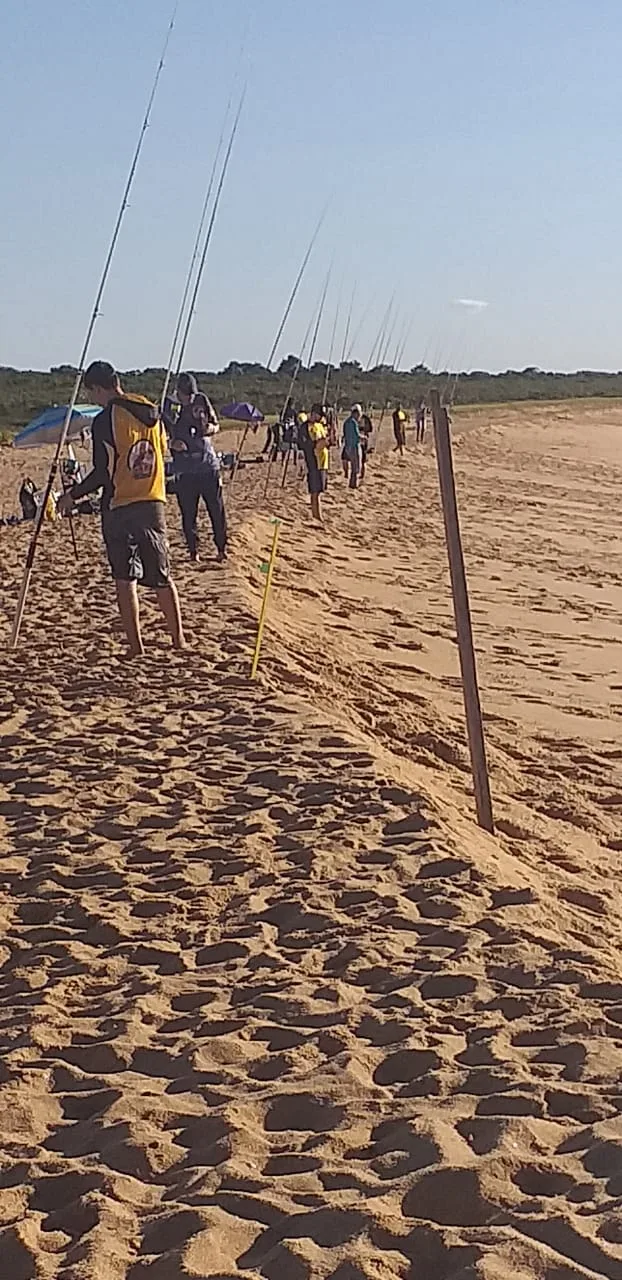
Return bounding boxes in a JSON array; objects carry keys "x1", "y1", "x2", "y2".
[
  {"x1": 68, "y1": 416, "x2": 109, "y2": 499},
  {"x1": 203, "y1": 396, "x2": 220, "y2": 435},
  {"x1": 161, "y1": 398, "x2": 178, "y2": 437},
  {"x1": 194, "y1": 394, "x2": 219, "y2": 437}
]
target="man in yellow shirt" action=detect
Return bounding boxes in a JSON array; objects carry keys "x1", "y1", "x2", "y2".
[
  {"x1": 59, "y1": 361, "x2": 185, "y2": 658},
  {"x1": 301, "y1": 402, "x2": 329, "y2": 522}
]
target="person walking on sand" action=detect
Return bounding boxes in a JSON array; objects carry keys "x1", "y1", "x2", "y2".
[
  {"x1": 300, "y1": 402, "x2": 329, "y2": 522},
  {"x1": 58, "y1": 361, "x2": 185, "y2": 657},
  {"x1": 359, "y1": 411, "x2": 373, "y2": 480},
  {"x1": 262, "y1": 417, "x2": 282, "y2": 461},
  {"x1": 342, "y1": 404, "x2": 362, "y2": 489},
  {"x1": 392, "y1": 402, "x2": 407, "y2": 456},
  {"x1": 415, "y1": 397, "x2": 427, "y2": 444},
  {"x1": 164, "y1": 372, "x2": 228, "y2": 564}
]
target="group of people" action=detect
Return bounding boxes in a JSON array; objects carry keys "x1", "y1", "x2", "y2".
[
  {"x1": 261, "y1": 401, "x2": 375, "y2": 522},
  {"x1": 37, "y1": 359, "x2": 426, "y2": 657},
  {"x1": 262, "y1": 395, "x2": 428, "y2": 521},
  {"x1": 392, "y1": 399, "x2": 428, "y2": 455},
  {"x1": 57, "y1": 360, "x2": 230, "y2": 657}
]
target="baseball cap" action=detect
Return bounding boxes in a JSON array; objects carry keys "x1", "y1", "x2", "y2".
[{"x1": 177, "y1": 372, "x2": 198, "y2": 396}]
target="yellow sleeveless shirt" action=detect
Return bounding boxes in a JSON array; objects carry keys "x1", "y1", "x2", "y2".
[{"x1": 106, "y1": 395, "x2": 166, "y2": 509}]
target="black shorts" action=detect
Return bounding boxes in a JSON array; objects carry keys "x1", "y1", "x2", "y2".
[
  {"x1": 307, "y1": 470, "x2": 328, "y2": 496},
  {"x1": 102, "y1": 501, "x2": 170, "y2": 588}
]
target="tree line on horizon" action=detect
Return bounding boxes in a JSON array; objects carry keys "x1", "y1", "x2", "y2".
[{"x1": 3, "y1": 359, "x2": 622, "y2": 437}]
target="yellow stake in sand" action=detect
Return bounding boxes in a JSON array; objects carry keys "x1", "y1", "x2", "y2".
[{"x1": 250, "y1": 519, "x2": 281, "y2": 678}]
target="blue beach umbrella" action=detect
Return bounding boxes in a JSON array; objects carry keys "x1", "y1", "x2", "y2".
[{"x1": 13, "y1": 404, "x2": 101, "y2": 449}]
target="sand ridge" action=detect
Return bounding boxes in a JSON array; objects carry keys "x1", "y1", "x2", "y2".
[{"x1": 0, "y1": 403, "x2": 621, "y2": 1278}]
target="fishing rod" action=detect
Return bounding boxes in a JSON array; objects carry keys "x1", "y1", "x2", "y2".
[
  {"x1": 302, "y1": 264, "x2": 332, "y2": 400},
  {"x1": 263, "y1": 278, "x2": 324, "y2": 498},
  {"x1": 333, "y1": 291, "x2": 378, "y2": 410},
  {"x1": 362, "y1": 296, "x2": 394, "y2": 435},
  {"x1": 375, "y1": 308, "x2": 407, "y2": 441},
  {"x1": 379, "y1": 305, "x2": 401, "y2": 368},
  {"x1": 322, "y1": 294, "x2": 341, "y2": 406},
  {"x1": 340, "y1": 285, "x2": 356, "y2": 367},
  {"x1": 367, "y1": 295, "x2": 395, "y2": 370},
  {"x1": 162, "y1": 13, "x2": 252, "y2": 404},
  {"x1": 391, "y1": 318, "x2": 407, "y2": 371},
  {"x1": 10, "y1": 0, "x2": 180, "y2": 651},
  {"x1": 232, "y1": 208, "x2": 327, "y2": 486},
  {"x1": 174, "y1": 85, "x2": 246, "y2": 382},
  {"x1": 379, "y1": 315, "x2": 411, "y2": 448},
  {"x1": 282, "y1": 271, "x2": 333, "y2": 488},
  {"x1": 332, "y1": 283, "x2": 355, "y2": 411},
  {"x1": 283, "y1": 319, "x2": 316, "y2": 416},
  {"x1": 345, "y1": 298, "x2": 373, "y2": 364},
  {"x1": 274, "y1": 317, "x2": 317, "y2": 493},
  {"x1": 265, "y1": 207, "x2": 327, "y2": 371},
  {"x1": 444, "y1": 303, "x2": 486, "y2": 406},
  {"x1": 435, "y1": 311, "x2": 467, "y2": 405},
  {"x1": 160, "y1": 95, "x2": 234, "y2": 410},
  {"x1": 446, "y1": 329, "x2": 476, "y2": 407},
  {"x1": 395, "y1": 317, "x2": 414, "y2": 371}
]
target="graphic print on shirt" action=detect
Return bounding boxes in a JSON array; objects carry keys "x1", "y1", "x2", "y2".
[
  {"x1": 109, "y1": 397, "x2": 166, "y2": 509},
  {"x1": 128, "y1": 438, "x2": 156, "y2": 480}
]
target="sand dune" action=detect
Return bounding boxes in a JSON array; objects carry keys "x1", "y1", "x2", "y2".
[{"x1": 0, "y1": 402, "x2": 621, "y2": 1279}]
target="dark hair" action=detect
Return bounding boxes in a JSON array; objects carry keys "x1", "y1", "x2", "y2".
[
  {"x1": 310, "y1": 402, "x2": 324, "y2": 416},
  {"x1": 83, "y1": 360, "x2": 118, "y2": 391},
  {"x1": 177, "y1": 372, "x2": 198, "y2": 397}
]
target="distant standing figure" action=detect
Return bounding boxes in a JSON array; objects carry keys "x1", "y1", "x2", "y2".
[
  {"x1": 262, "y1": 419, "x2": 282, "y2": 461},
  {"x1": 416, "y1": 398, "x2": 427, "y2": 443},
  {"x1": 301, "y1": 403, "x2": 329, "y2": 522},
  {"x1": 359, "y1": 412, "x2": 373, "y2": 480},
  {"x1": 19, "y1": 477, "x2": 37, "y2": 521},
  {"x1": 392, "y1": 403, "x2": 407, "y2": 456},
  {"x1": 342, "y1": 404, "x2": 362, "y2": 490}
]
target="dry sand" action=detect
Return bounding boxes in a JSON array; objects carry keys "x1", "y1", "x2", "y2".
[{"x1": 0, "y1": 401, "x2": 621, "y2": 1279}]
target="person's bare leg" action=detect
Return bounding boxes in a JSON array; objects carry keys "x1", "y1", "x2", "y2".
[
  {"x1": 310, "y1": 494, "x2": 321, "y2": 522},
  {"x1": 115, "y1": 580, "x2": 143, "y2": 657},
  {"x1": 156, "y1": 581, "x2": 187, "y2": 649}
]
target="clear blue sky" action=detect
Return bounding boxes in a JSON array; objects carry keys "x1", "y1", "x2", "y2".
[{"x1": 1, "y1": 0, "x2": 620, "y2": 374}]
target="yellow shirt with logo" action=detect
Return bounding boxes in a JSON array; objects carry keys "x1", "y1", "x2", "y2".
[
  {"x1": 308, "y1": 420, "x2": 329, "y2": 471},
  {"x1": 71, "y1": 393, "x2": 167, "y2": 511}
]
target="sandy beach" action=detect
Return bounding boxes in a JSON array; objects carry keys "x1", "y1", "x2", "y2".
[{"x1": 0, "y1": 402, "x2": 621, "y2": 1279}]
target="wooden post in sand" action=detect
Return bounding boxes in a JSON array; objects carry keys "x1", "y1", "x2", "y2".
[{"x1": 429, "y1": 389, "x2": 494, "y2": 834}]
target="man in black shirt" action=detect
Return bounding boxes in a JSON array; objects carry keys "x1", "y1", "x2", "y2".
[{"x1": 164, "y1": 373, "x2": 227, "y2": 563}]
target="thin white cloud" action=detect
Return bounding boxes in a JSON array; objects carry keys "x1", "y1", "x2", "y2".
[{"x1": 454, "y1": 298, "x2": 489, "y2": 309}]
